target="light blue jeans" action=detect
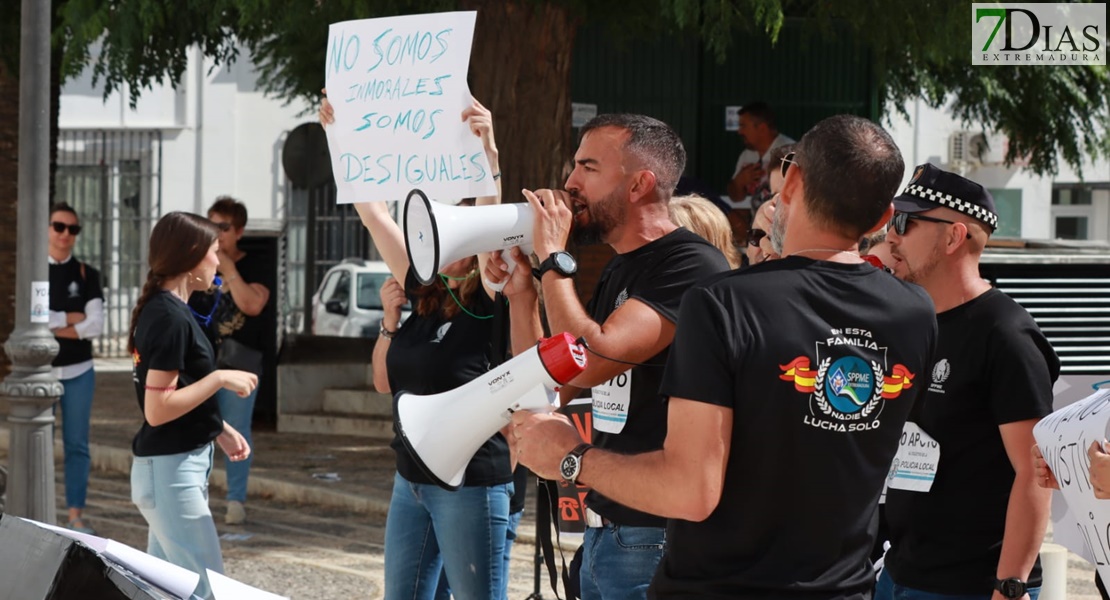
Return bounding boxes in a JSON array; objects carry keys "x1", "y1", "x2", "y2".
[
  {"x1": 580, "y1": 523, "x2": 666, "y2": 600},
  {"x1": 434, "y1": 508, "x2": 523, "y2": 600},
  {"x1": 216, "y1": 387, "x2": 256, "y2": 502},
  {"x1": 876, "y1": 569, "x2": 1040, "y2": 600},
  {"x1": 59, "y1": 368, "x2": 95, "y2": 509},
  {"x1": 131, "y1": 444, "x2": 223, "y2": 600},
  {"x1": 384, "y1": 472, "x2": 512, "y2": 600}
]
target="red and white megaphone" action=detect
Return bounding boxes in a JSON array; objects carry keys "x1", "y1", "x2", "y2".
[
  {"x1": 403, "y1": 188, "x2": 534, "y2": 291},
  {"x1": 394, "y1": 332, "x2": 587, "y2": 490}
]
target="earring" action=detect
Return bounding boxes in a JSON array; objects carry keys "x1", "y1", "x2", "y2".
[{"x1": 189, "y1": 272, "x2": 204, "y2": 283}]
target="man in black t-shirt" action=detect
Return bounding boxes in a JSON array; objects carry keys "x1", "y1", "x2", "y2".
[
  {"x1": 879, "y1": 164, "x2": 1059, "y2": 600},
  {"x1": 490, "y1": 113, "x2": 729, "y2": 599},
  {"x1": 507, "y1": 115, "x2": 937, "y2": 599}
]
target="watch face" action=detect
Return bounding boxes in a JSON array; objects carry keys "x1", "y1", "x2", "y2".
[
  {"x1": 560, "y1": 455, "x2": 579, "y2": 480},
  {"x1": 998, "y1": 578, "x2": 1025, "y2": 598},
  {"x1": 554, "y1": 252, "x2": 577, "y2": 273}
]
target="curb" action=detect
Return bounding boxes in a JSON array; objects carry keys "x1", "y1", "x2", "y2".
[
  {"x1": 0, "y1": 427, "x2": 575, "y2": 550},
  {"x1": 0, "y1": 427, "x2": 392, "y2": 518}
]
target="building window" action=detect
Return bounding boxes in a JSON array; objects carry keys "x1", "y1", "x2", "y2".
[
  {"x1": 988, "y1": 189, "x2": 1022, "y2": 238},
  {"x1": 1051, "y1": 185, "x2": 1099, "y2": 241}
]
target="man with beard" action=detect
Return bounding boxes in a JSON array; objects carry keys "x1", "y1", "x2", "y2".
[
  {"x1": 506, "y1": 114, "x2": 938, "y2": 599},
  {"x1": 878, "y1": 164, "x2": 1058, "y2": 600},
  {"x1": 487, "y1": 113, "x2": 729, "y2": 599}
]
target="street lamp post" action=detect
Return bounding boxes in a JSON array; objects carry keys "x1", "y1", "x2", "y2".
[{"x1": 1, "y1": 0, "x2": 62, "y2": 522}]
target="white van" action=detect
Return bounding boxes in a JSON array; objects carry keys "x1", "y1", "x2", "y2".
[{"x1": 311, "y1": 259, "x2": 410, "y2": 338}]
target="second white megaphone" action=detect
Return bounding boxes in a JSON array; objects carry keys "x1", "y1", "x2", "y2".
[
  {"x1": 395, "y1": 332, "x2": 587, "y2": 490},
  {"x1": 403, "y1": 188, "x2": 534, "y2": 287}
]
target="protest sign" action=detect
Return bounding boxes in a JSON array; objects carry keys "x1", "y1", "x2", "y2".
[
  {"x1": 324, "y1": 12, "x2": 496, "y2": 204},
  {"x1": 1033, "y1": 387, "x2": 1110, "y2": 580}
]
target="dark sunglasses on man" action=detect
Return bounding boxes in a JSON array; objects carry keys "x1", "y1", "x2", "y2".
[
  {"x1": 213, "y1": 221, "x2": 233, "y2": 232},
  {"x1": 50, "y1": 221, "x2": 82, "y2": 236},
  {"x1": 891, "y1": 211, "x2": 970, "y2": 239},
  {"x1": 747, "y1": 228, "x2": 767, "y2": 247}
]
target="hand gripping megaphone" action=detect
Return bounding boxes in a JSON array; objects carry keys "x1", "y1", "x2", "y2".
[
  {"x1": 403, "y1": 189, "x2": 534, "y2": 289},
  {"x1": 394, "y1": 332, "x2": 587, "y2": 490}
]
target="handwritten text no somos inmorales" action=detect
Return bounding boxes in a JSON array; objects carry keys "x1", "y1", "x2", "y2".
[{"x1": 329, "y1": 27, "x2": 490, "y2": 186}]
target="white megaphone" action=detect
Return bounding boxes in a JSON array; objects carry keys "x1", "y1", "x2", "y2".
[
  {"x1": 403, "y1": 189, "x2": 534, "y2": 290},
  {"x1": 395, "y1": 332, "x2": 587, "y2": 490}
]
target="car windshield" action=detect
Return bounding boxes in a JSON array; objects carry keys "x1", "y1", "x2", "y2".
[{"x1": 356, "y1": 272, "x2": 391, "y2": 310}]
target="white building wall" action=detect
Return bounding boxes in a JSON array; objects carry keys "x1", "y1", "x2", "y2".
[
  {"x1": 59, "y1": 45, "x2": 314, "y2": 226},
  {"x1": 886, "y1": 98, "x2": 1109, "y2": 242}
]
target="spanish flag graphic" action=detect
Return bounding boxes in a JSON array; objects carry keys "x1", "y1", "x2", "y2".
[
  {"x1": 779, "y1": 356, "x2": 817, "y2": 393},
  {"x1": 881, "y1": 364, "x2": 915, "y2": 399}
]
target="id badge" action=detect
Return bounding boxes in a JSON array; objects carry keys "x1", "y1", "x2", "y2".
[
  {"x1": 885, "y1": 421, "x2": 940, "y2": 493},
  {"x1": 592, "y1": 371, "x2": 632, "y2": 434}
]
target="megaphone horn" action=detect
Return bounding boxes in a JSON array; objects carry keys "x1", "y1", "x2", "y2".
[
  {"x1": 395, "y1": 332, "x2": 587, "y2": 490},
  {"x1": 403, "y1": 188, "x2": 535, "y2": 288}
]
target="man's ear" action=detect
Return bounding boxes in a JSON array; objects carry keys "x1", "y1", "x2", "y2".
[
  {"x1": 944, "y1": 222, "x2": 970, "y2": 255},
  {"x1": 629, "y1": 170, "x2": 658, "y2": 204},
  {"x1": 864, "y1": 204, "x2": 895, "y2": 235},
  {"x1": 780, "y1": 166, "x2": 800, "y2": 207}
]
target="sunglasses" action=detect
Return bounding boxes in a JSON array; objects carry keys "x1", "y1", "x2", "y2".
[
  {"x1": 213, "y1": 221, "x2": 233, "y2": 232},
  {"x1": 891, "y1": 211, "x2": 970, "y2": 239},
  {"x1": 747, "y1": 228, "x2": 767, "y2": 247},
  {"x1": 779, "y1": 151, "x2": 796, "y2": 179},
  {"x1": 50, "y1": 222, "x2": 82, "y2": 235}
]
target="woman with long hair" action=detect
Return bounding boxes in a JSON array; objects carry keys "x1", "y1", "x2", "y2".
[
  {"x1": 322, "y1": 96, "x2": 517, "y2": 600},
  {"x1": 128, "y1": 211, "x2": 258, "y2": 599}
]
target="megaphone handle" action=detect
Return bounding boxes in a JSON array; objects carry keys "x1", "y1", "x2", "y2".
[{"x1": 487, "y1": 246, "x2": 528, "y2": 293}]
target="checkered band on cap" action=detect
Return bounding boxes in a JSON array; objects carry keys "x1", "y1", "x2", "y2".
[{"x1": 901, "y1": 183, "x2": 999, "y2": 230}]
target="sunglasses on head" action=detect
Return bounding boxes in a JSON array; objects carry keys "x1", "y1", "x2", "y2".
[
  {"x1": 891, "y1": 211, "x2": 971, "y2": 239},
  {"x1": 50, "y1": 222, "x2": 82, "y2": 235},
  {"x1": 779, "y1": 151, "x2": 796, "y2": 179}
]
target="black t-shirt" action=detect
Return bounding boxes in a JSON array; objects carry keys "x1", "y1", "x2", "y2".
[
  {"x1": 884, "y1": 288, "x2": 1059, "y2": 594},
  {"x1": 584, "y1": 227, "x2": 730, "y2": 527},
  {"x1": 50, "y1": 258, "x2": 104, "y2": 367},
  {"x1": 131, "y1": 290, "x2": 224, "y2": 457},
  {"x1": 188, "y1": 252, "x2": 272, "y2": 352},
  {"x1": 388, "y1": 269, "x2": 512, "y2": 487},
  {"x1": 653, "y1": 258, "x2": 937, "y2": 599}
]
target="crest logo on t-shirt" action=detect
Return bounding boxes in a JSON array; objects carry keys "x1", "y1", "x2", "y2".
[
  {"x1": 931, "y1": 359, "x2": 951, "y2": 384},
  {"x1": 431, "y1": 322, "x2": 452, "y2": 343},
  {"x1": 778, "y1": 326, "x2": 915, "y2": 433},
  {"x1": 67, "y1": 281, "x2": 80, "y2": 298},
  {"x1": 614, "y1": 288, "x2": 629, "y2": 310}
]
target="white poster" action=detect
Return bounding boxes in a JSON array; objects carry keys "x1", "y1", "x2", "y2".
[
  {"x1": 31, "y1": 281, "x2": 49, "y2": 323},
  {"x1": 1033, "y1": 388, "x2": 1110, "y2": 581},
  {"x1": 323, "y1": 12, "x2": 496, "y2": 204}
]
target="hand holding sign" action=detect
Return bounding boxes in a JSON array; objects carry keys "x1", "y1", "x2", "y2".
[{"x1": 1090, "y1": 441, "x2": 1110, "y2": 498}]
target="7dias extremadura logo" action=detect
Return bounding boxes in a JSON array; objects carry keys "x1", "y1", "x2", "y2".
[{"x1": 972, "y1": 3, "x2": 1106, "y2": 65}]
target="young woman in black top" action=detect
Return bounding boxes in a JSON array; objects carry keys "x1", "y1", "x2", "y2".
[
  {"x1": 128, "y1": 211, "x2": 258, "y2": 600},
  {"x1": 322, "y1": 96, "x2": 516, "y2": 600}
]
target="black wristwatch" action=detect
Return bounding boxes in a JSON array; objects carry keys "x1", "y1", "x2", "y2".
[
  {"x1": 533, "y1": 251, "x2": 578, "y2": 280},
  {"x1": 560, "y1": 443, "x2": 593, "y2": 484},
  {"x1": 994, "y1": 577, "x2": 1027, "y2": 599}
]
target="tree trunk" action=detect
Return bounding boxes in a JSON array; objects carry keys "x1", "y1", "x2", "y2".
[
  {"x1": 464, "y1": 0, "x2": 576, "y2": 200},
  {"x1": 0, "y1": 59, "x2": 17, "y2": 377}
]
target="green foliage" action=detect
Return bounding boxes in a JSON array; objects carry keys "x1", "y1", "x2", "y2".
[
  {"x1": 790, "y1": 0, "x2": 1110, "y2": 176},
  {"x1": 54, "y1": 0, "x2": 248, "y2": 106},
  {"x1": 3, "y1": 0, "x2": 1106, "y2": 175}
]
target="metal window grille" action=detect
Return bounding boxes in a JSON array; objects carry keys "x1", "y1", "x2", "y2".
[{"x1": 55, "y1": 129, "x2": 162, "y2": 357}]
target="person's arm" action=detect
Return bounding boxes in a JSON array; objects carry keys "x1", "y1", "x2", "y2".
[
  {"x1": 219, "y1": 258, "x2": 270, "y2": 317},
  {"x1": 371, "y1": 276, "x2": 406, "y2": 394},
  {"x1": 72, "y1": 298, "x2": 104, "y2": 338},
  {"x1": 484, "y1": 246, "x2": 543, "y2": 356},
  {"x1": 512, "y1": 397, "x2": 731, "y2": 521},
  {"x1": 142, "y1": 368, "x2": 256, "y2": 427},
  {"x1": 372, "y1": 336, "x2": 392, "y2": 394},
  {"x1": 216, "y1": 420, "x2": 251, "y2": 461},
  {"x1": 464, "y1": 99, "x2": 503, "y2": 300},
  {"x1": 994, "y1": 420, "x2": 1052, "y2": 597}
]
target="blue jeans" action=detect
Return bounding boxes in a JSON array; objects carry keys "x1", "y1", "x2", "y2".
[
  {"x1": 216, "y1": 387, "x2": 256, "y2": 502},
  {"x1": 875, "y1": 569, "x2": 1040, "y2": 600},
  {"x1": 58, "y1": 368, "x2": 95, "y2": 509},
  {"x1": 131, "y1": 444, "x2": 223, "y2": 600},
  {"x1": 384, "y1": 472, "x2": 512, "y2": 600},
  {"x1": 435, "y1": 508, "x2": 523, "y2": 600},
  {"x1": 580, "y1": 523, "x2": 666, "y2": 600}
]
